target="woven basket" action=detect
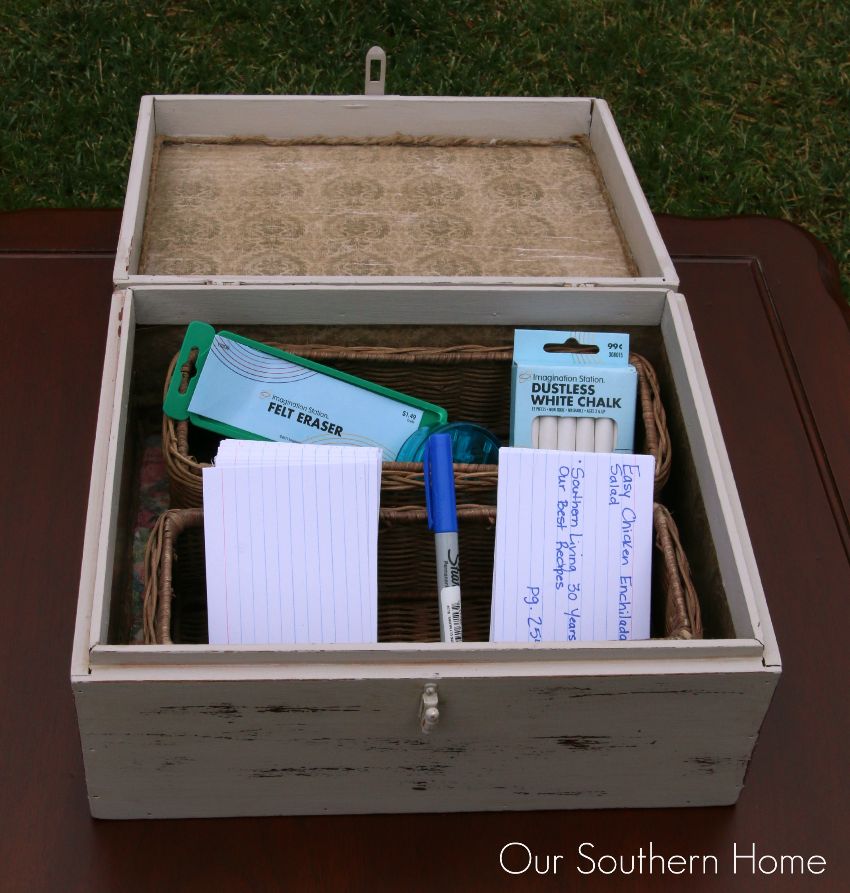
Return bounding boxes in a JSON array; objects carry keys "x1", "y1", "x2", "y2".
[
  {"x1": 162, "y1": 343, "x2": 671, "y2": 507},
  {"x1": 142, "y1": 502, "x2": 700, "y2": 645}
]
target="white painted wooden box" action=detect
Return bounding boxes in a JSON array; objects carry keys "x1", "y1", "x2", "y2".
[
  {"x1": 73, "y1": 284, "x2": 779, "y2": 818},
  {"x1": 73, "y1": 71, "x2": 778, "y2": 819}
]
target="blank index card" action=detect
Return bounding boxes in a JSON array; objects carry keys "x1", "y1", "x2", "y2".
[{"x1": 203, "y1": 440, "x2": 382, "y2": 645}]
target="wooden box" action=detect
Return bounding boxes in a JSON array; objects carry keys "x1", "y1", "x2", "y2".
[
  {"x1": 73, "y1": 76, "x2": 778, "y2": 818},
  {"x1": 73, "y1": 285, "x2": 779, "y2": 818}
]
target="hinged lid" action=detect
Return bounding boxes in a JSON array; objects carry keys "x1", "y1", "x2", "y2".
[{"x1": 115, "y1": 48, "x2": 677, "y2": 291}]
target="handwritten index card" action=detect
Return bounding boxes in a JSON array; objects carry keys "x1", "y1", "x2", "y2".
[
  {"x1": 490, "y1": 448, "x2": 655, "y2": 643},
  {"x1": 202, "y1": 440, "x2": 381, "y2": 645}
]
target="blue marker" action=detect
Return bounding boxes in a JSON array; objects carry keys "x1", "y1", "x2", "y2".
[{"x1": 424, "y1": 434, "x2": 463, "y2": 643}]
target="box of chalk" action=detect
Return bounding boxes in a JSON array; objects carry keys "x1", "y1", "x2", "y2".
[{"x1": 510, "y1": 329, "x2": 637, "y2": 453}]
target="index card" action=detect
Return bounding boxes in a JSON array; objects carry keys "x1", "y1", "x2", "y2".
[
  {"x1": 490, "y1": 448, "x2": 655, "y2": 643},
  {"x1": 202, "y1": 441, "x2": 382, "y2": 645}
]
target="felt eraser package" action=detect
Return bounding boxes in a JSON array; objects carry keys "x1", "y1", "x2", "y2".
[
  {"x1": 510, "y1": 330, "x2": 637, "y2": 452},
  {"x1": 163, "y1": 322, "x2": 447, "y2": 461}
]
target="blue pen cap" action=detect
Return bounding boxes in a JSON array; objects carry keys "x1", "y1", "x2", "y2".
[{"x1": 423, "y1": 433, "x2": 458, "y2": 533}]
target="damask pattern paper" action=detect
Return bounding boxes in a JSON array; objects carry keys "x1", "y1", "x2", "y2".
[{"x1": 139, "y1": 140, "x2": 637, "y2": 278}]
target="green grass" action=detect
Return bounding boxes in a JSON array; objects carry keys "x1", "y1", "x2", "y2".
[{"x1": 2, "y1": 0, "x2": 847, "y2": 295}]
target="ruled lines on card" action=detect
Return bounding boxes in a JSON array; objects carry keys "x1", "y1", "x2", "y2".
[
  {"x1": 202, "y1": 440, "x2": 381, "y2": 645},
  {"x1": 490, "y1": 448, "x2": 654, "y2": 643}
]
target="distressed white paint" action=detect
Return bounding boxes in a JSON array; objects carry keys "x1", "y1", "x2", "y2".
[
  {"x1": 87, "y1": 295, "x2": 135, "y2": 648},
  {"x1": 114, "y1": 97, "x2": 154, "y2": 281},
  {"x1": 74, "y1": 669, "x2": 778, "y2": 818},
  {"x1": 72, "y1": 292, "x2": 126, "y2": 675},
  {"x1": 588, "y1": 100, "x2": 677, "y2": 284},
  {"x1": 80, "y1": 654, "x2": 767, "y2": 686},
  {"x1": 661, "y1": 296, "x2": 780, "y2": 665},
  {"x1": 88, "y1": 638, "x2": 767, "y2": 669},
  {"x1": 131, "y1": 284, "x2": 668, "y2": 326},
  {"x1": 80, "y1": 656, "x2": 768, "y2": 685},
  {"x1": 121, "y1": 274, "x2": 668, "y2": 288},
  {"x1": 112, "y1": 95, "x2": 677, "y2": 289},
  {"x1": 152, "y1": 95, "x2": 595, "y2": 140},
  {"x1": 72, "y1": 282, "x2": 781, "y2": 816}
]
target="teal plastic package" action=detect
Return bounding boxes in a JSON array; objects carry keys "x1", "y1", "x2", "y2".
[
  {"x1": 510, "y1": 330, "x2": 637, "y2": 452},
  {"x1": 164, "y1": 322, "x2": 447, "y2": 461}
]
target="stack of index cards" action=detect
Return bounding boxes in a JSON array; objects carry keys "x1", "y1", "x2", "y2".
[
  {"x1": 490, "y1": 448, "x2": 655, "y2": 643},
  {"x1": 202, "y1": 440, "x2": 381, "y2": 645}
]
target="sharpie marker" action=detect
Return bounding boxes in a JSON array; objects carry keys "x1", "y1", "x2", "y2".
[{"x1": 424, "y1": 433, "x2": 463, "y2": 642}]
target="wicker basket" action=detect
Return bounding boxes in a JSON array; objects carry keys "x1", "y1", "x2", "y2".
[
  {"x1": 162, "y1": 343, "x2": 671, "y2": 507},
  {"x1": 142, "y1": 502, "x2": 700, "y2": 645}
]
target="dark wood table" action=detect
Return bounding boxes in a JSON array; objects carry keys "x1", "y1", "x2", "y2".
[{"x1": 1, "y1": 210, "x2": 848, "y2": 892}]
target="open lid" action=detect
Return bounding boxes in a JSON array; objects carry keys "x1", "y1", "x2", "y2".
[{"x1": 115, "y1": 49, "x2": 677, "y2": 290}]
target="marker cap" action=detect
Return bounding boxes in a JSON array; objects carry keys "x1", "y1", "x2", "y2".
[{"x1": 424, "y1": 433, "x2": 458, "y2": 533}]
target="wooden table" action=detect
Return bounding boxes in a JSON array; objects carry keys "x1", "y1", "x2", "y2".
[{"x1": 1, "y1": 211, "x2": 847, "y2": 892}]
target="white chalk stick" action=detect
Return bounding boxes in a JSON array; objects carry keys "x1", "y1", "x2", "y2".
[
  {"x1": 576, "y1": 417, "x2": 595, "y2": 452},
  {"x1": 594, "y1": 417, "x2": 616, "y2": 453},
  {"x1": 538, "y1": 415, "x2": 558, "y2": 450},
  {"x1": 531, "y1": 415, "x2": 540, "y2": 448},
  {"x1": 556, "y1": 416, "x2": 577, "y2": 451}
]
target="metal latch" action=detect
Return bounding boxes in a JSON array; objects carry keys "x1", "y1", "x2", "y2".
[
  {"x1": 419, "y1": 683, "x2": 439, "y2": 733},
  {"x1": 364, "y1": 46, "x2": 387, "y2": 95}
]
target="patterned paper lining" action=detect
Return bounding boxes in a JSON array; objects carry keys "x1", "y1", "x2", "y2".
[{"x1": 139, "y1": 139, "x2": 637, "y2": 278}]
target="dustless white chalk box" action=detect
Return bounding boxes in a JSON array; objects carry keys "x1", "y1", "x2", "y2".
[{"x1": 73, "y1": 56, "x2": 779, "y2": 818}]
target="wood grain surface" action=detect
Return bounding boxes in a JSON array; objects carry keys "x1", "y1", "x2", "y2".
[{"x1": 0, "y1": 210, "x2": 847, "y2": 891}]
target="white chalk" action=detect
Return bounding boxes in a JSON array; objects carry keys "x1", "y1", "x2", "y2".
[
  {"x1": 531, "y1": 415, "x2": 540, "y2": 448},
  {"x1": 594, "y1": 417, "x2": 616, "y2": 453},
  {"x1": 538, "y1": 415, "x2": 558, "y2": 450},
  {"x1": 576, "y1": 417, "x2": 595, "y2": 452},
  {"x1": 556, "y1": 416, "x2": 577, "y2": 451}
]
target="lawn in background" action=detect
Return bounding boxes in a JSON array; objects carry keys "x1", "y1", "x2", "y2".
[{"x1": 2, "y1": 0, "x2": 847, "y2": 294}]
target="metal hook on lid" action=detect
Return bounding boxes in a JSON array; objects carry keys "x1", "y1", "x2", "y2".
[{"x1": 364, "y1": 46, "x2": 386, "y2": 95}]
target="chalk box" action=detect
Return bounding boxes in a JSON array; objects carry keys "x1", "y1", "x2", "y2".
[
  {"x1": 510, "y1": 329, "x2": 638, "y2": 451},
  {"x1": 72, "y1": 70, "x2": 780, "y2": 819}
]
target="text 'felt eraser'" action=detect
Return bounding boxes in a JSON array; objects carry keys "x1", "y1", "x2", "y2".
[{"x1": 164, "y1": 321, "x2": 447, "y2": 461}]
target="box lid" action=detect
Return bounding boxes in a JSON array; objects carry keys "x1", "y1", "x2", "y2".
[{"x1": 115, "y1": 51, "x2": 677, "y2": 291}]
